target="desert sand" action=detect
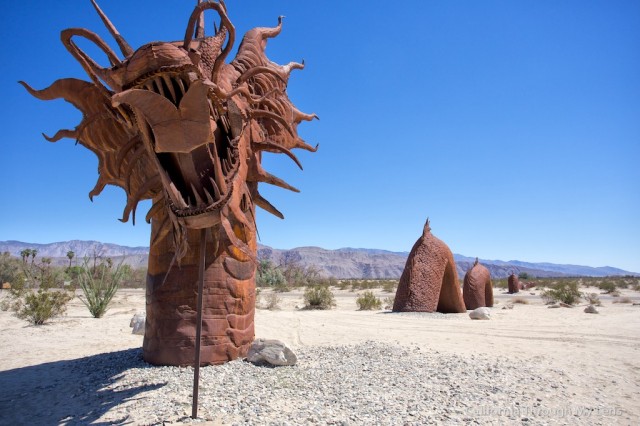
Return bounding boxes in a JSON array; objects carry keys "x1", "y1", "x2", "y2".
[{"x1": 0, "y1": 287, "x2": 638, "y2": 425}]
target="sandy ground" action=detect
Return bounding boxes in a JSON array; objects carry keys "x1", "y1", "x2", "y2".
[{"x1": 0, "y1": 286, "x2": 639, "y2": 424}]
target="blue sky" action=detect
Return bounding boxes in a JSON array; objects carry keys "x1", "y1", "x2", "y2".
[{"x1": 1, "y1": 0, "x2": 638, "y2": 272}]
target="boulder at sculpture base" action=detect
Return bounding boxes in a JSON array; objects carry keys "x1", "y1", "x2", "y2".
[{"x1": 247, "y1": 338, "x2": 297, "y2": 366}]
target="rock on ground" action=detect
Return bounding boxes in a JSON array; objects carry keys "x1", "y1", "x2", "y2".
[
  {"x1": 130, "y1": 313, "x2": 145, "y2": 335},
  {"x1": 247, "y1": 338, "x2": 297, "y2": 366},
  {"x1": 469, "y1": 307, "x2": 491, "y2": 320}
]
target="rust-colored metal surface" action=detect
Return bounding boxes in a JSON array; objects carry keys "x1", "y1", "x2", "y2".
[
  {"x1": 508, "y1": 273, "x2": 520, "y2": 294},
  {"x1": 21, "y1": 0, "x2": 315, "y2": 366},
  {"x1": 392, "y1": 220, "x2": 466, "y2": 313},
  {"x1": 463, "y1": 258, "x2": 494, "y2": 310}
]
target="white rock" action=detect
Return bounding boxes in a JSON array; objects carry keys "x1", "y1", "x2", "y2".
[
  {"x1": 469, "y1": 307, "x2": 491, "y2": 320},
  {"x1": 247, "y1": 338, "x2": 297, "y2": 366},
  {"x1": 584, "y1": 305, "x2": 599, "y2": 314},
  {"x1": 130, "y1": 313, "x2": 145, "y2": 335}
]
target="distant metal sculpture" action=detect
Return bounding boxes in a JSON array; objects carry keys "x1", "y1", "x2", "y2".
[
  {"x1": 463, "y1": 258, "x2": 493, "y2": 310},
  {"x1": 508, "y1": 273, "x2": 520, "y2": 294},
  {"x1": 393, "y1": 219, "x2": 466, "y2": 313},
  {"x1": 21, "y1": 0, "x2": 316, "y2": 366}
]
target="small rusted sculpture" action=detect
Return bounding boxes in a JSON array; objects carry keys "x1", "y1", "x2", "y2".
[
  {"x1": 508, "y1": 273, "x2": 520, "y2": 294},
  {"x1": 21, "y1": 0, "x2": 316, "y2": 366},
  {"x1": 393, "y1": 219, "x2": 466, "y2": 313},
  {"x1": 463, "y1": 258, "x2": 493, "y2": 310}
]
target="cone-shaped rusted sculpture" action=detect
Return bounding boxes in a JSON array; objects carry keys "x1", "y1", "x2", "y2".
[
  {"x1": 463, "y1": 258, "x2": 494, "y2": 310},
  {"x1": 508, "y1": 273, "x2": 520, "y2": 294},
  {"x1": 22, "y1": 1, "x2": 316, "y2": 366},
  {"x1": 393, "y1": 219, "x2": 466, "y2": 313}
]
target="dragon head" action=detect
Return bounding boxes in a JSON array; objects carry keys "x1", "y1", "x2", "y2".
[{"x1": 21, "y1": 0, "x2": 317, "y2": 257}]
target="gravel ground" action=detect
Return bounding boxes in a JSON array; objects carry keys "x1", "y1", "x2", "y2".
[{"x1": 3, "y1": 341, "x2": 627, "y2": 425}]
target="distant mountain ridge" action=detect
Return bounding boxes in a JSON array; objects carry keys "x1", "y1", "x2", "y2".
[{"x1": 0, "y1": 240, "x2": 636, "y2": 279}]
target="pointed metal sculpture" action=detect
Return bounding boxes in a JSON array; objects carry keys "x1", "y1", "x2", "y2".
[{"x1": 21, "y1": 0, "x2": 316, "y2": 372}]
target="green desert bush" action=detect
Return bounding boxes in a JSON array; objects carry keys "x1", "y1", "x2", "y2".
[
  {"x1": 382, "y1": 280, "x2": 398, "y2": 293},
  {"x1": 0, "y1": 252, "x2": 20, "y2": 286},
  {"x1": 262, "y1": 292, "x2": 282, "y2": 310},
  {"x1": 494, "y1": 279, "x2": 508, "y2": 289},
  {"x1": 5, "y1": 256, "x2": 73, "y2": 325},
  {"x1": 336, "y1": 280, "x2": 350, "y2": 291},
  {"x1": 598, "y1": 281, "x2": 617, "y2": 294},
  {"x1": 78, "y1": 258, "x2": 126, "y2": 318},
  {"x1": 356, "y1": 291, "x2": 382, "y2": 310},
  {"x1": 383, "y1": 296, "x2": 395, "y2": 310},
  {"x1": 303, "y1": 285, "x2": 336, "y2": 310},
  {"x1": 540, "y1": 281, "x2": 581, "y2": 305},
  {"x1": 582, "y1": 292, "x2": 602, "y2": 306},
  {"x1": 14, "y1": 289, "x2": 73, "y2": 325},
  {"x1": 315, "y1": 276, "x2": 338, "y2": 288},
  {"x1": 272, "y1": 282, "x2": 291, "y2": 293},
  {"x1": 256, "y1": 260, "x2": 286, "y2": 288}
]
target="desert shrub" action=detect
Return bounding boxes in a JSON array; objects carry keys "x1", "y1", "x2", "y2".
[
  {"x1": 615, "y1": 281, "x2": 629, "y2": 289},
  {"x1": 315, "y1": 276, "x2": 338, "y2": 287},
  {"x1": 349, "y1": 280, "x2": 362, "y2": 291},
  {"x1": 257, "y1": 260, "x2": 286, "y2": 288},
  {"x1": 510, "y1": 297, "x2": 529, "y2": 304},
  {"x1": 336, "y1": 280, "x2": 350, "y2": 291},
  {"x1": 382, "y1": 280, "x2": 398, "y2": 293},
  {"x1": 263, "y1": 292, "x2": 282, "y2": 310},
  {"x1": 582, "y1": 292, "x2": 602, "y2": 306},
  {"x1": 0, "y1": 252, "x2": 20, "y2": 286},
  {"x1": 303, "y1": 285, "x2": 336, "y2": 310},
  {"x1": 494, "y1": 279, "x2": 508, "y2": 289},
  {"x1": 119, "y1": 265, "x2": 147, "y2": 288},
  {"x1": 633, "y1": 283, "x2": 640, "y2": 292},
  {"x1": 610, "y1": 290, "x2": 621, "y2": 297},
  {"x1": 613, "y1": 297, "x2": 632, "y2": 304},
  {"x1": 273, "y1": 282, "x2": 291, "y2": 293},
  {"x1": 540, "y1": 281, "x2": 581, "y2": 305},
  {"x1": 356, "y1": 291, "x2": 382, "y2": 310},
  {"x1": 280, "y1": 260, "x2": 322, "y2": 287},
  {"x1": 518, "y1": 272, "x2": 531, "y2": 280},
  {"x1": 383, "y1": 296, "x2": 395, "y2": 310},
  {"x1": 78, "y1": 258, "x2": 126, "y2": 318},
  {"x1": 598, "y1": 281, "x2": 617, "y2": 294},
  {"x1": 14, "y1": 290, "x2": 73, "y2": 325},
  {"x1": 6, "y1": 257, "x2": 73, "y2": 325}
]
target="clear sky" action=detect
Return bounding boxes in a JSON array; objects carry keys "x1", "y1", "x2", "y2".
[{"x1": 1, "y1": 0, "x2": 638, "y2": 272}]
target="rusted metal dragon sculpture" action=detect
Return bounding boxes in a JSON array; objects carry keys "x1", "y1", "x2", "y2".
[{"x1": 21, "y1": 0, "x2": 316, "y2": 366}]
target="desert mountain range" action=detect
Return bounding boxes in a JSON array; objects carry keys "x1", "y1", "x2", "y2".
[{"x1": 1, "y1": 240, "x2": 636, "y2": 279}]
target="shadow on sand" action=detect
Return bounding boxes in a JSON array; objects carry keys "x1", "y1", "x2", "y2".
[{"x1": 0, "y1": 348, "x2": 165, "y2": 425}]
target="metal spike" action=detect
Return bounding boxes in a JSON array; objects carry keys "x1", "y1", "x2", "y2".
[
  {"x1": 175, "y1": 78, "x2": 186, "y2": 96},
  {"x1": 153, "y1": 79, "x2": 165, "y2": 97},
  {"x1": 162, "y1": 75, "x2": 177, "y2": 103},
  {"x1": 209, "y1": 177, "x2": 221, "y2": 199},
  {"x1": 204, "y1": 188, "x2": 215, "y2": 204},
  {"x1": 190, "y1": 183, "x2": 204, "y2": 205},
  {"x1": 170, "y1": 182, "x2": 188, "y2": 208}
]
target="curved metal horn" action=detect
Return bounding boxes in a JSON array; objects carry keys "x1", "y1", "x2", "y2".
[
  {"x1": 183, "y1": 1, "x2": 235, "y2": 80},
  {"x1": 195, "y1": 0, "x2": 205, "y2": 39},
  {"x1": 60, "y1": 28, "x2": 120, "y2": 92},
  {"x1": 90, "y1": 0, "x2": 133, "y2": 57}
]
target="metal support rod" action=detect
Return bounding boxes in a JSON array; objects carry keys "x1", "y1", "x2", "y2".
[{"x1": 191, "y1": 228, "x2": 207, "y2": 419}]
